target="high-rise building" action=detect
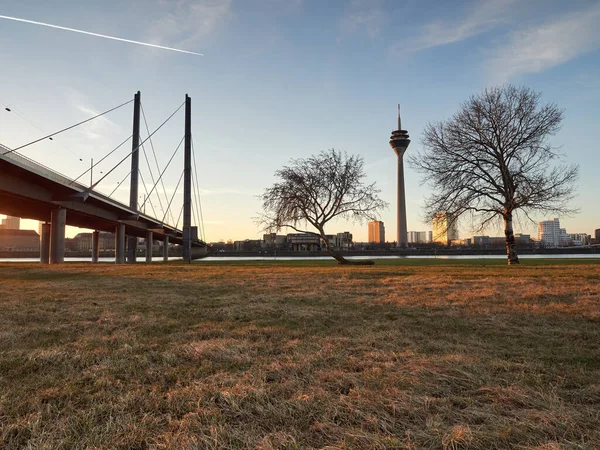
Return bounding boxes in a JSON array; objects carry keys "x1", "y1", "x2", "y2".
[
  {"x1": 389, "y1": 106, "x2": 410, "y2": 247},
  {"x1": 407, "y1": 231, "x2": 428, "y2": 244},
  {"x1": 595, "y1": 229, "x2": 600, "y2": 243},
  {"x1": 432, "y1": 212, "x2": 458, "y2": 245},
  {"x1": 538, "y1": 218, "x2": 561, "y2": 247},
  {"x1": 0, "y1": 216, "x2": 20, "y2": 230},
  {"x1": 368, "y1": 221, "x2": 385, "y2": 244}
]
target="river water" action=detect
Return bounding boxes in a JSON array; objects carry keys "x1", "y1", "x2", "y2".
[{"x1": 1, "y1": 254, "x2": 599, "y2": 263}]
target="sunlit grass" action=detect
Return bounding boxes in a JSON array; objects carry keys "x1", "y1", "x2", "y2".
[{"x1": 1, "y1": 261, "x2": 599, "y2": 449}]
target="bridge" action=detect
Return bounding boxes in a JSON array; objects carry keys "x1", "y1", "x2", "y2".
[{"x1": 0, "y1": 92, "x2": 206, "y2": 263}]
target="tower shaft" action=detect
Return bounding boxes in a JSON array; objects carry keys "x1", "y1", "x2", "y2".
[{"x1": 396, "y1": 154, "x2": 408, "y2": 247}]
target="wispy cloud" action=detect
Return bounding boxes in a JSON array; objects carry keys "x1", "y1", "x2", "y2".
[
  {"x1": 486, "y1": 3, "x2": 600, "y2": 84},
  {"x1": 147, "y1": 0, "x2": 232, "y2": 49},
  {"x1": 338, "y1": 0, "x2": 386, "y2": 39},
  {"x1": 401, "y1": 0, "x2": 517, "y2": 52}
]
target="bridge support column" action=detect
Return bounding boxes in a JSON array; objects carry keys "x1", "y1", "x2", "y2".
[
  {"x1": 163, "y1": 236, "x2": 169, "y2": 262},
  {"x1": 115, "y1": 223, "x2": 126, "y2": 264},
  {"x1": 127, "y1": 236, "x2": 137, "y2": 263},
  {"x1": 49, "y1": 208, "x2": 66, "y2": 264},
  {"x1": 146, "y1": 231, "x2": 153, "y2": 263},
  {"x1": 92, "y1": 231, "x2": 100, "y2": 263},
  {"x1": 40, "y1": 222, "x2": 50, "y2": 264}
]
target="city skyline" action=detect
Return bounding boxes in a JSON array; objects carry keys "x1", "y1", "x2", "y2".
[{"x1": 1, "y1": 1, "x2": 599, "y2": 241}]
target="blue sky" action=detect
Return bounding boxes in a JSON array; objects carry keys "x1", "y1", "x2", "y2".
[{"x1": 1, "y1": 0, "x2": 599, "y2": 242}]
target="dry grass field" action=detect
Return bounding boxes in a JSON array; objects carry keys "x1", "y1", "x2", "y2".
[{"x1": 1, "y1": 259, "x2": 599, "y2": 449}]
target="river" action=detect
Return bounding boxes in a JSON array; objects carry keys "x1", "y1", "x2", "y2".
[{"x1": 1, "y1": 254, "x2": 600, "y2": 263}]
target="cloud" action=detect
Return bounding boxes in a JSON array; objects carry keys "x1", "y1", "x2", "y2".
[
  {"x1": 486, "y1": 3, "x2": 600, "y2": 83},
  {"x1": 339, "y1": 0, "x2": 386, "y2": 39},
  {"x1": 401, "y1": 0, "x2": 518, "y2": 52},
  {"x1": 146, "y1": 0, "x2": 232, "y2": 49}
]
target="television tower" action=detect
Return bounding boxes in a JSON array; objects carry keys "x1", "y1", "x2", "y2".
[{"x1": 389, "y1": 105, "x2": 410, "y2": 247}]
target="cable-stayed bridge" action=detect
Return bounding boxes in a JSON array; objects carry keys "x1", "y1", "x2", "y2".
[{"x1": 0, "y1": 92, "x2": 206, "y2": 263}]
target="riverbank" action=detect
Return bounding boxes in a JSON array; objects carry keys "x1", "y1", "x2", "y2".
[{"x1": 1, "y1": 262, "x2": 599, "y2": 448}]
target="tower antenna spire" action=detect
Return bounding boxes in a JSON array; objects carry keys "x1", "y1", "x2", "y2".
[{"x1": 397, "y1": 104, "x2": 401, "y2": 130}]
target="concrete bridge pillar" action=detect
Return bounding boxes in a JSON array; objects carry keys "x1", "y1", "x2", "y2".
[
  {"x1": 127, "y1": 236, "x2": 137, "y2": 263},
  {"x1": 115, "y1": 223, "x2": 126, "y2": 264},
  {"x1": 146, "y1": 230, "x2": 153, "y2": 263},
  {"x1": 49, "y1": 208, "x2": 66, "y2": 264},
  {"x1": 40, "y1": 222, "x2": 50, "y2": 264},
  {"x1": 92, "y1": 231, "x2": 100, "y2": 263},
  {"x1": 163, "y1": 236, "x2": 169, "y2": 262}
]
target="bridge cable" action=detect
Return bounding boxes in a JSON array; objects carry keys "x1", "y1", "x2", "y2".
[
  {"x1": 90, "y1": 101, "x2": 185, "y2": 190},
  {"x1": 191, "y1": 172, "x2": 204, "y2": 242},
  {"x1": 191, "y1": 137, "x2": 206, "y2": 242},
  {"x1": 3, "y1": 98, "x2": 134, "y2": 155},
  {"x1": 108, "y1": 170, "x2": 131, "y2": 198},
  {"x1": 190, "y1": 178, "x2": 201, "y2": 241},
  {"x1": 176, "y1": 204, "x2": 184, "y2": 230},
  {"x1": 139, "y1": 140, "x2": 167, "y2": 220},
  {"x1": 139, "y1": 135, "x2": 185, "y2": 211},
  {"x1": 141, "y1": 103, "x2": 174, "y2": 223},
  {"x1": 2, "y1": 103, "x2": 83, "y2": 160},
  {"x1": 162, "y1": 169, "x2": 185, "y2": 224},
  {"x1": 70, "y1": 134, "x2": 132, "y2": 185},
  {"x1": 138, "y1": 169, "x2": 159, "y2": 219}
]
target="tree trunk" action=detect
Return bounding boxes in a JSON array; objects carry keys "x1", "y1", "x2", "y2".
[
  {"x1": 504, "y1": 213, "x2": 520, "y2": 265},
  {"x1": 319, "y1": 232, "x2": 374, "y2": 265}
]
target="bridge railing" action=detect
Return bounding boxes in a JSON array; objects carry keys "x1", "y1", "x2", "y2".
[{"x1": 0, "y1": 143, "x2": 90, "y2": 191}]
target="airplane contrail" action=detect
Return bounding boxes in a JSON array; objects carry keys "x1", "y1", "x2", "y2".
[{"x1": 0, "y1": 14, "x2": 203, "y2": 56}]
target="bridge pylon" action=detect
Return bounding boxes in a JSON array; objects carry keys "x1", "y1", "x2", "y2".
[{"x1": 127, "y1": 91, "x2": 141, "y2": 263}]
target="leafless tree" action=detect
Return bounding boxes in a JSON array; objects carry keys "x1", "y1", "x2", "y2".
[
  {"x1": 409, "y1": 85, "x2": 578, "y2": 265},
  {"x1": 259, "y1": 149, "x2": 387, "y2": 265}
]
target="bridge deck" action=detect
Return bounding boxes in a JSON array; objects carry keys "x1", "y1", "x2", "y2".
[{"x1": 0, "y1": 144, "x2": 204, "y2": 245}]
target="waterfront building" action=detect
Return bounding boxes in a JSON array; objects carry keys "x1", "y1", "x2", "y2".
[
  {"x1": 538, "y1": 218, "x2": 562, "y2": 247},
  {"x1": 0, "y1": 229, "x2": 40, "y2": 251},
  {"x1": 432, "y1": 212, "x2": 458, "y2": 245},
  {"x1": 0, "y1": 216, "x2": 20, "y2": 230},
  {"x1": 407, "y1": 231, "x2": 429, "y2": 244},
  {"x1": 71, "y1": 232, "x2": 115, "y2": 251},
  {"x1": 286, "y1": 233, "x2": 321, "y2": 252},
  {"x1": 334, "y1": 232, "x2": 353, "y2": 250},
  {"x1": 368, "y1": 221, "x2": 385, "y2": 244}
]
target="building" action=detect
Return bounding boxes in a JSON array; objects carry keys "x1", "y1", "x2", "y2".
[
  {"x1": 233, "y1": 239, "x2": 262, "y2": 252},
  {"x1": 287, "y1": 233, "x2": 321, "y2": 252},
  {"x1": 432, "y1": 212, "x2": 458, "y2": 245},
  {"x1": 594, "y1": 229, "x2": 600, "y2": 244},
  {"x1": 71, "y1": 232, "x2": 115, "y2": 251},
  {"x1": 262, "y1": 233, "x2": 287, "y2": 249},
  {"x1": 538, "y1": 218, "x2": 562, "y2": 247},
  {"x1": 0, "y1": 229, "x2": 40, "y2": 251},
  {"x1": 368, "y1": 221, "x2": 385, "y2": 244},
  {"x1": 567, "y1": 233, "x2": 590, "y2": 246},
  {"x1": 0, "y1": 216, "x2": 20, "y2": 230},
  {"x1": 407, "y1": 231, "x2": 429, "y2": 244},
  {"x1": 334, "y1": 232, "x2": 353, "y2": 250}
]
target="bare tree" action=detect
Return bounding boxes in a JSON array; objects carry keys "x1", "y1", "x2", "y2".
[
  {"x1": 259, "y1": 149, "x2": 387, "y2": 265},
  {"x1": 409, "y1": 85, "x2": 578, "y2": 265}
]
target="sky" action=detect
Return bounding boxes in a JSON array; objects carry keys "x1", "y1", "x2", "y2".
[{"x1": 1, "y1": 0, "x2": 599, "y2": 242}]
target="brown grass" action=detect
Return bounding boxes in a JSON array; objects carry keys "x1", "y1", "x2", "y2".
[{"x1": 0, "y1": 261, "x2": 599, "y2": 449}]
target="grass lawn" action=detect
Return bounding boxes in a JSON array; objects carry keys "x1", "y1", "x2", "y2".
[{"x1": 1, "y1": 260, "x2": 599, "y2": 449}]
